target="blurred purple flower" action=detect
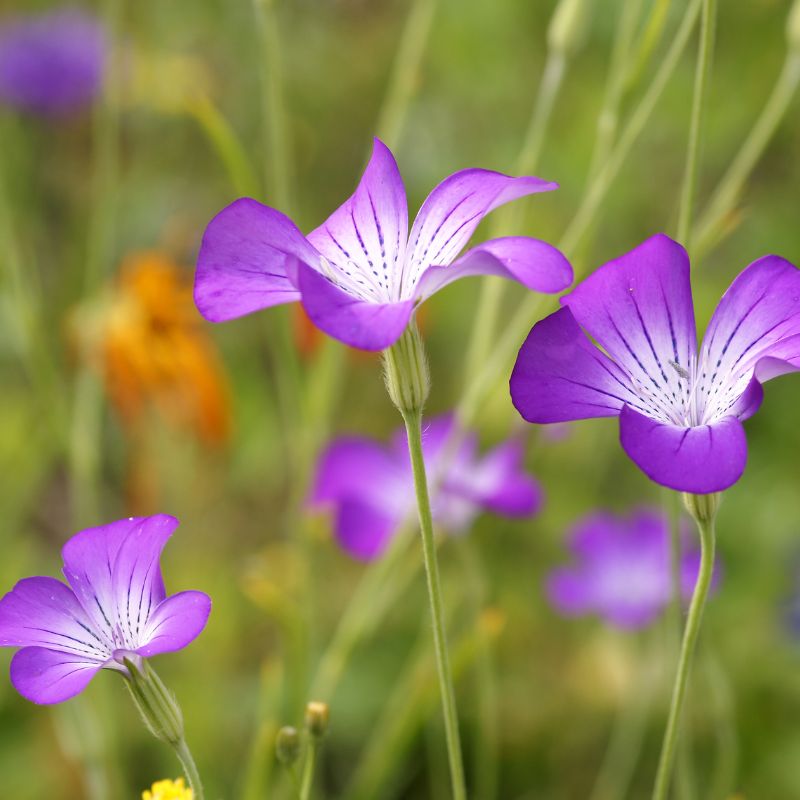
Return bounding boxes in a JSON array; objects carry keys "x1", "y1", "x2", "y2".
[
  {"x1": 195, "y1": 138, "x2": 572, "y2": 350},
  {"x1": 310, "y1": 414, "x2": 542, "y2": 560},
  {"x1": 510, "y1": 234, "x2": 800, "y2": 493},
  {"x1": 0, "y1": 8, "x2": 106, "y2": 116},
  {"x1": 546, "y1": 509, "x2": 719, "y2": 630},
  {"x1": 0, "y1": 515, "x2": 210, "y2": 705}
]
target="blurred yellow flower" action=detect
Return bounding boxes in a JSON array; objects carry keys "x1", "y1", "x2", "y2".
[
  {"x1": 70, "y1": 250, "x2": 231, "y2": 447},
  {"x1": 142, "y1": 777, "x2": 193, "y2": 800}
]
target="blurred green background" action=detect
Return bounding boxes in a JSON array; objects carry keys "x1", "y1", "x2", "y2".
[{"x1": 1, "y1": 0, "x2": 800, "y2": 797}]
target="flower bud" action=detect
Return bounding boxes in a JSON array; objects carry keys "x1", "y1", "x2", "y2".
[
  {"x1": 788, "y1": 0, "x2": 800, "y2": 52},
  {"x1": 275, "y1": 726, "x2": 302, "y2": 766},
  {"x1": 682, "y1": 492, "x2": 721, "y2": 525},
  {"x1": 547, "y1": 0, "x2": 591, "y2": 58},
  {"x1": 304, "y1": 701, "x2": 330, "y2": 739},
  {"x1": 382, "y1": 321, "x2": 430, "y2": 415}
]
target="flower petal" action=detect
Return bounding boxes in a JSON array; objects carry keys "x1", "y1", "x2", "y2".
[
  {"x1": 619, "y1": 405, "x2": 747, "y2": 493},
  {"x1": 413, "y1": 237, "x2": 572, "y2": 301},
  {"x1": 0, "y1": 577, "x2": 108, "y2": 660},
  {"x1": 297, "y1": 260, "x2": 414, "y2": 350},
  {"x1": 195, "y1": 198, "x2": 317, "y2": 322},
  {"x1": 307, "y1": 139, "x2": 408, "y2": 302},
  {"x1": 545, "y1": 569, "x2": 594, "y2": 617},
  {"x1": 10, "y1": 646, "x2": 101, "y2": 704},
  {"x1": 510, "y1": 307, "x2": 639, "y2": 423},
  {"x1": 335, "y1": 499, "x2": 399, "y2": 562},
  {"x1": 110, "y1": 515, "x2": 180, "y2": 650},
  {"x1": 563, "y1": 234, "x2": 697, "y2": 425},
  {"x1": 698, "y1": 255, "x2": 800, "y2": 421},
  {"x1": 136, "y1": 591, "x2": 211, "y2": 658}
]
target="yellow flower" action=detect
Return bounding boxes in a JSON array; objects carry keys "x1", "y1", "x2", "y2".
[{"x1": 142, "y1": 777, "x2": 193, "y2": 800}]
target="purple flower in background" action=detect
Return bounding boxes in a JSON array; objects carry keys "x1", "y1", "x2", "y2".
[
  {"x1": 0, "y1": 8, "x2": 106, "y2": 116},
  {"x1": 195, "y1": 139, "x2": 572, "y2": 350},
  {"x1": 510, "y1": 234, "x2": 800, "y2": 493},
  {"x1": 310, "y1": 414, "x2": 542, "y2": 560},
  {"x1": 546, "y1": 509, "x2": 717, "y2": 630},
  {"x1": 0, "y1": 515, "x2": 210, "y2": 705}
]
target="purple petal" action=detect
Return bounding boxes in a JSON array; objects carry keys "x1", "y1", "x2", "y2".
[
  {"x1": 0, "y1": 577, "x2": 108, "y2": 660},
  {"x1": 136, "y1": 591, "x2": 211, "y2": 658},
  {"x1": 510, "y1": 307, "x2": 639, "y2": 423},
  {"x1": 402, "y1": 169, "x2": 557, "y2": 295},
  {"x1": 194, "y1": 198, "x2": 318, "y2": 322},
  {"x1": 413, "y1": 237, "x2": 572, "y2": 301},
  {"x1": 0, "y1": 10, "x2": 106, "y2": 116},
  {"x1": 310, "y1": 436, "x2": 409, "y2": 513},
  {"x1": 335, "y1": 499, "x2": 400, "y2": 561},
  {"x1": 307, "y1": 139, "x2": 408, "y2": 302},
  {"x1": 297, "y1": 260, "x2": 414, "y2": 350},
  {"x1": 110, "y1": 515, "x2": 180, "y2": 649},
  {"x1": 563, "y1": 234, "x2": 697, "y2": 423},
  {"x1": 546, "y1": 569, "x2": 594, "y2": 617},
  {"x1": 10, "y1": 646, "x2": 100, "y2": 704},
  {"x1": 619, "y1": 405, "x2": 747, "y2": 493}
]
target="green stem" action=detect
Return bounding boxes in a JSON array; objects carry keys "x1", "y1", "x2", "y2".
[
  {"x1": 299, "y1": 739, "x2": 317, "y2": 800},
  {"x1": 175, "y1": 739, "x2": 205, "y2": 800},
  {"x1": 693, "y1": 50, "x2": 800, "y2": 256},
  {"x1": 651, "y1": 511, "x2": 716, "y2": 800},
  {"x1": 375, "y1": 0, "x2": 438, "y2": 148},
  {"x1": 676, "y1": 0, "x2": 717, "y2": 249},
  {"x1": 253, "y1": 0, "x2": 292, "y2": 209},
  {"x1": 401, "y1": 409, "x2": 466, "y2": 800}
]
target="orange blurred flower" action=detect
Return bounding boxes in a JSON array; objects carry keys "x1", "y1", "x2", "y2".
[{"x1": 72, "y1": 250, "x2": 231, "y2": 446}]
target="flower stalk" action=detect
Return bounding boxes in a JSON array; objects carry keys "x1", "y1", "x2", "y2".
[
  {"x1": 124, "y1": 659, "x2": 205, "y2": 800},
  {"x1": 651, "y1": 498, "x2": 717, "y2": 800}
]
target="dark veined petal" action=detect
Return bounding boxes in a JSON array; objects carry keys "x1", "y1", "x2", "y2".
[
  {"x1": 563, "y1": 234, "x2": 697, "y2": 425},
  {"x1": 194, "y1": 198, "x2": 317, "y2": 322},
  {"x1": 619, "y1": 405, "x2": 747, "y2": 493},
  {"x1": 307, "y1": 139, "x2": 408, "y2": 302},
  {"x1": 403, "y1": 169, "x2": 557, "y2": 295},
  {"x1": 10, "y1": 646, "x2": 101, "y2": 704},
  {"x1": 697, "y1": 256, "x2": 800, "y2": 422},
  {"x1": 413, "y1": 237, "x2": 572, "y2": 301},
  {"x1": 297, "y1": 260, "x2": 414, "y2": 350},
  {"x1": 510, "y1": 307, "x2": 639, "y2": 423},
  {"x1": 109, "y1": 515, "x2": 180, "y2": 650},
  {"x1": 136, "y1": 591, "x2": 211, "y2": 658},
  {"x1": 0, "y1": 577, "x2": 109, "y2": 660}
]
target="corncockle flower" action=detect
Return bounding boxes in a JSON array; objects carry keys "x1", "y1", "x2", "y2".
[
  {"x1": 546, "y1": 509, "x2": 718, "y2": 630},
  {"x1": 0, "y1": 9, "x2": 106, "y2": 116},
  {"x1": 0, "y1": 515, "x2": 210, "y2": 705},
  {"x1": 510, "y1": 234, "x2": 800, "y2": 493},
  {"x1": 310, "y1": 414, "x2": 541, "y2": 560},
  {"x1": 194, "y1": 138, "x2": 572, "y2": 350}
]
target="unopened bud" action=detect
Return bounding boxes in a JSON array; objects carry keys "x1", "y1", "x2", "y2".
[
  {"x1": 382, "y1": 321, "x2": 430, "y2": 415},
  {"x1": 788, "y1": 0, "x2": 800, "y2": 51},
  {"x1": 547, "y1": 0, "x2": 591, "y2": 58},
  {"x1": 275, "y1": 726, "x2": 302, "y2": 766},
  {"x1": 304, "y1": 701, "x2": 330, "y2": 739},
  {"x1": 682, "y1": 492, "x2": 721, "y2": 525}
]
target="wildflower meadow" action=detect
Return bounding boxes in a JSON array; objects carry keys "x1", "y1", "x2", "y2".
[{"x1": 2, "y1": 1, "x2": 800, "y2": 798}]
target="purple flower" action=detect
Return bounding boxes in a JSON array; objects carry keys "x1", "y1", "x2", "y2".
[
  {"x1": 510, "y1": 234, "x2": 800, "y2": 493},
  {"x1": 310, "y1": 414, "x2": 542, "y2": 560},
  {"x1": 194, "y1": 139, "x2": 572, "y2": 351},
  {"x1": 546, "y1": 509, "x2": 717, "y2": 630},
  {"x1": 0, "y1": 8, "x2": 106, "y2": 116},
  {"x1": 0, "y1": 515, "x2": 210, "y2": 705}
]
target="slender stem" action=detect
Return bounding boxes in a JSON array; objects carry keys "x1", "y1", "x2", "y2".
[
  {"x1": 676, "y1": 0, "x2": 717, "y2": 249},
  {"x1": 299, "y1": 739, "x2": 317, "y2": 800},
  {"x1": 625, "y1": 0, "x2": 673, "y2": 90},
  {"x1": 693, "y1": 50, "x2": 800, "y2": 256},
  {"x1": 175, "y1": 738, "x2": 205, "y2": 800},
  {"x1": 375, "y1": 0, "x2": 438, "y2": 148},
  {"x1": 253, "y1": 0, "x2": 292, "y2": 209},
  {"x1": 651, "y1": 512, "x2": 716, "y2": 800},
  {"x1": 400, "y1": 409, "x2": 466, "y2": 800}
]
